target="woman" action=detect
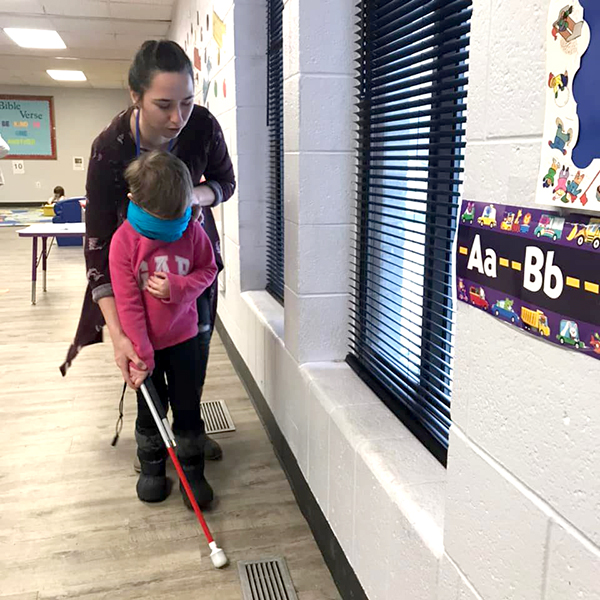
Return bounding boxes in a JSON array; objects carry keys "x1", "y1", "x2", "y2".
[{"x1": 61, "y1": 40, "x2": 235, "y2": 498}]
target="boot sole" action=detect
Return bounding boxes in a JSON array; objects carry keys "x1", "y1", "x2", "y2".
[{"x1": 136, "y1": 477, "x2": 172, "y2": 503}]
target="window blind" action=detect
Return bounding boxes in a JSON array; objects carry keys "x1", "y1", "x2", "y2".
[
  {"x1": 348, "y1": 0, "x2": 472, "y2": 465},
  {"x1": 266, "y1": 0, "x2": 285, "y2": 303}
]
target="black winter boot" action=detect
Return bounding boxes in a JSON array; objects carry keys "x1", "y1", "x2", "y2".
[
  {"x1": 175, "y1": 431, "x2": 214, "y2": 510},
  {"x1": 135, "y1": 429, "x2": 169, "y2": 503},
  {"x1": 202, "y1": 434, "x2": 223, "y2": 461}
]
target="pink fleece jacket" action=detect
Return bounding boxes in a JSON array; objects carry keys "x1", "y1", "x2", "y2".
[{"x1": 109, "y1": 219, "x2": 217, "y2": 372}]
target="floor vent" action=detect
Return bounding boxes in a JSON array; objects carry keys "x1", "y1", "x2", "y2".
[
  {"x1": 201, "y1": 399, "x2": 235, "y2": 434},
  {"x1": 238, "y1": 557, "x2": 298, "y2": 600}
]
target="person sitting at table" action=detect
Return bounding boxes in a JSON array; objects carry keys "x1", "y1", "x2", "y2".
[{"x1": 48, "y1": 186, "x2": 65, "y2": 205}]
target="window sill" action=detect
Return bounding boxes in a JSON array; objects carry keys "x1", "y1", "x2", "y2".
[
  {"x1": 305, "y1": 361, "x2": 447, "y2": 561},
  {"x1": 242, "y1": 290, "x2": 284, "y2": 340},
  {"x1": 229, "y1": 291, "x2": 446, "y2": 596}
]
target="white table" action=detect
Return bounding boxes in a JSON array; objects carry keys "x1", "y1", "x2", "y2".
[{"x1": 18, "y1": 222, "x2": 86, "y2": 305}]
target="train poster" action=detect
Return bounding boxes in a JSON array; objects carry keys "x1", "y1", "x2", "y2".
[{"x1": 456, "y1": 200, "x2": 600, "y2": 359}]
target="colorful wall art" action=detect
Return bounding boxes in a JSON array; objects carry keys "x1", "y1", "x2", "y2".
[
  {"x1": 537, "y1": 2, "x2": 600, "y2": 212},
  {"x1": 188, "y1": 1, "x2": 229, "y2": 107}
]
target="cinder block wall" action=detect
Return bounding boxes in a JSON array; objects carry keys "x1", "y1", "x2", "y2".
[{"x1": 442, "y1": 1, "x2": 600, "y2": 598}]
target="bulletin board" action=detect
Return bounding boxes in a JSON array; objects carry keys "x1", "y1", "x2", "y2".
[{"x1": 0, "y1": 95, "x2": 57, "y2": 160}]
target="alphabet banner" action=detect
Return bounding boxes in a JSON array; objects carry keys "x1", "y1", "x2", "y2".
[
  {"x1": 456, "y1": 200, "x2": 600, "y2": 359},
  {"x1": 0, "y1": 95, "x2": 56, "y2": 159}
]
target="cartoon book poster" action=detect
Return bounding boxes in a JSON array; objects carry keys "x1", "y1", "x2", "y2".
[{"x1": 537, "y1": 2, "x2": 600, "y2": 212}]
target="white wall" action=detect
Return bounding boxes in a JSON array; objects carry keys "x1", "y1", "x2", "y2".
[
  {"x1": 0, "y1": 86, "x2": 129, "y2": 204},
  {"x1": 171, "y1": 0, "x2": 600, "y2": 599}
]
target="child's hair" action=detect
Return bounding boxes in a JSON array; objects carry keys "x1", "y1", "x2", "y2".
[
  {"x1": 53, "y1": 186, "x2": 65, "y2": 197},
  {"x1": 124, "y1": 150, "x2": 193, "y2": 220}
]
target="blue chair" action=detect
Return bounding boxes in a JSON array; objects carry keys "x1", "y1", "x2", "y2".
[{"x1": 53, "y1": 197, "x2": 85, "y2": 247}]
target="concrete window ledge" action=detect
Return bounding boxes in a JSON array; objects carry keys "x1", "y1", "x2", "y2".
[
  {"x1": 235, "y1": 293, "x2": 446, "y2": 599},
  {"x1": 304, "y1": 362, "x2": 446, "y2": 598},
  {"x1": 242, "y1": 290, "x2": 284, "y2": 340}
]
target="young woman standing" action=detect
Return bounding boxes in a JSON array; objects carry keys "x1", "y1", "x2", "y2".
[{"x1": 61, "y1": 40, "x2": 235, "y2": 507}]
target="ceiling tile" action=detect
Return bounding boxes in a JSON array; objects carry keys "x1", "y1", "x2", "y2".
[
  {"x1": 110, "y1": 0, "x2": 175, "y2": 5},
  {"x1": 0, "y1": 14, "x2": 54, "y2": 29},
  {"x1": 40, "y1": 0, "x2": 111, "y2": 18},
  {"x1": 0, "y1": 1, "x2": 46, "y2": 14},
  {"x1": 0, "y1": 0, "x2": 173, "y2": 89},
  {"x1": 109, "y1": 2, "x2": 172, "y2": 20}
]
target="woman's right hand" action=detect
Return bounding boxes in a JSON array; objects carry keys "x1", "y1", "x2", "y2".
[{"x1": 113, "y1": 332, "x2": 147, "y2": 388}]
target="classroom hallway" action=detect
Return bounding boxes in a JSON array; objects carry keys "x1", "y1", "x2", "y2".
[{"x1": 0, "y1": 226, "x2": 341, "y2": 600}]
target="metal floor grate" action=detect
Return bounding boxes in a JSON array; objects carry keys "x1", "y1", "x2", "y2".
[
  {"x1": 238, "y1": 558, "x2": 298, "y2": 600},
  {"x1": 201, "y1": 399, "x2": 235, "y2": 434}
]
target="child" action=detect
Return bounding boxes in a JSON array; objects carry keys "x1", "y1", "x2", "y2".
[
  {"x1": 109, "y1": 150, "x2": 218, "y2": 508},
  {"x1": 48, "y1": 186, "x2": 65, "y2": 204}
]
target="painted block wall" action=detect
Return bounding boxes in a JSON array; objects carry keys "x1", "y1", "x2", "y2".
[
  {"x1": 171, "y1": 0, "x2": 600, "y2": 599},
  {"x1": 443, "y1": 1, "x2": 600, "y2": 598}
]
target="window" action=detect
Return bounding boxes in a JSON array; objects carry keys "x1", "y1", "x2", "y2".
[
  {"x1": 348, "y1": 0, "x2": 472, "y2": 465},
  {"x1": 266, "y1": 0, "x2": 285, "y2": 303}
]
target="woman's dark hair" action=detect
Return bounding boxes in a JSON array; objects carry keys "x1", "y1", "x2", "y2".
[
  {"x1": 54, "y1": 186, "x2": 65, "y2": 196},
  {"x1": 128, "y1": 40, "x2": 193, "y2": 98}
]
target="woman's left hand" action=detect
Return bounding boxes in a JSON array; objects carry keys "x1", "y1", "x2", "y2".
[
  {"x1": 193, "y1": 183, "x2": 216, "y2": 208},
  {"x1": 146, "y1": 272, "x2": 171, "y2": 300}
]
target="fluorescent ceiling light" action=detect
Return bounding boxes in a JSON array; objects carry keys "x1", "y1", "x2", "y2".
[
  {"x1": 4, "y1": 28, "x2": 66, "y2": 49},
  {"x1": 47, "y1": 69, "x2": 86, "y2": 81}
]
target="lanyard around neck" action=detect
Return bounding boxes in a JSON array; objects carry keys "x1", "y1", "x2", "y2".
[{"x1": 135, "y1": 109, "x2": 175, "y2": 158}]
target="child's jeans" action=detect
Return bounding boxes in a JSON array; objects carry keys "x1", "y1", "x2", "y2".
[{"x1": 135, "y1": 336, "x2": 204, "y2": 436}]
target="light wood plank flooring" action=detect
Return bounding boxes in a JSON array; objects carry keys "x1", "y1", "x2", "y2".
[{"x1": 0, "y1": 226, "x2": 341, "y2": 600}]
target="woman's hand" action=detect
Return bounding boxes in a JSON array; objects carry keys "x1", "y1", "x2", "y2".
[
  {"x1": 193, "y1": 183, "x2": 216, "y2": 208},
  {"x1": 113, "y1": 332, "x2": 147, "y2": 388},
  {"x1": 146, "y1": 272, "x2": 171, "y2": 300}
]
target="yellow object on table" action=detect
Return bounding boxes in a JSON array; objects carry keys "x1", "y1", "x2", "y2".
[{"x1": 42, "y1": 204, "x2": 55, "y2": 217}]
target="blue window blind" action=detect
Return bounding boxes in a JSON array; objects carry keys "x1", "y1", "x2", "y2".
[
  {"x1": 266, "y1": 0, "x2": 285, "y2": 303},
  {"x1": 348, "y1": 0, "x2": 472, "y2": 465}
]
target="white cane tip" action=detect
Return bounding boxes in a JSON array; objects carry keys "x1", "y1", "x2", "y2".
[{"x1": 210, "y1": 547, "x2": 228, "y2": 569}]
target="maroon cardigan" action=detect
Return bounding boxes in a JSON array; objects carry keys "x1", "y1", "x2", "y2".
[{"x1": 60, "y1": 105, "x2": 235, "y2": 375}]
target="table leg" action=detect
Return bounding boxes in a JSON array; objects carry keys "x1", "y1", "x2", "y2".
[
  {"x1": 31, "y1": 236, "x2": 38, "y2": 305},
  {"x1": 42, "y1": 237, "x2": 47, "y2": 292}
]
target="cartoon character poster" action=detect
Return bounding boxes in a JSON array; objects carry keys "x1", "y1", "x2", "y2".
[{"x1": 537, "y1": 2, "x2": 600, "y2": 211}]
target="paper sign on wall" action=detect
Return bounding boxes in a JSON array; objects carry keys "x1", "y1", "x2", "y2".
[
  {"x1": 212, "y1": 11, "x2": 226, "y2": 48},
  {"x1": 73, "y1": 156, "x2": 84, "y2": 171},
  {"x1": 456, "y1": 200, "x2": 600, "y2": 360},
  {"x1": 12, "y1": 160, "x2": 24, "y2": 175}
]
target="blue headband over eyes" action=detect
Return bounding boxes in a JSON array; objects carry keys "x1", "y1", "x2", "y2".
[{"x1": 127, "y1": 201, "x2": 192, "y2": 242}]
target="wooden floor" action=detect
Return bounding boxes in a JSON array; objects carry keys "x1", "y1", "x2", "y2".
[{"x1": 0, "y1": 226, "x2": 341, "y2": 600}]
